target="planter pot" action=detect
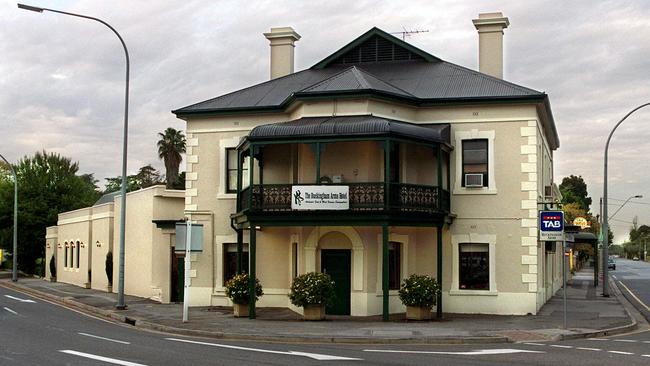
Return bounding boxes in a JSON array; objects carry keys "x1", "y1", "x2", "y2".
[
  {"x1": 303, "y1": 304, "x2": 325, "y2": 321},
  {"x1": 233, "y1": 303, "x2": 249, "y2": 318},
  {"x1": 406, "y1": 305, "x2": 432, "y2": 320}
]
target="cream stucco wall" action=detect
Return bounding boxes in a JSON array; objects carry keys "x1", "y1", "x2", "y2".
[
  {"x1": 56, "y1": 207, "x2": 92, "y2": 288},
  {"x1": 180, "y1": 95, "x2": 557, "y2": 315},
  {"x1": 45, "y1": 226, "x2": 57, "y2": 280},
  {"x1": 113, "y1": 186, "x2": 184, "y2": 303}
]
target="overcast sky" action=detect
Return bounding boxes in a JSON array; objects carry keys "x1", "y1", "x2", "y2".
[{"x1": 1, "y1": 0, "x2": 650, "y2": 243}]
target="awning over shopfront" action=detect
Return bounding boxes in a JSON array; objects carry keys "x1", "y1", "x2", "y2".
[{"x1": 247, "y1": 115, "x2": 451, "y2": 147}]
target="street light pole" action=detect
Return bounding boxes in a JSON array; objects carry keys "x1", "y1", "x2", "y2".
[
  {"x1": 608, "y1": 194, "x2": 642, "y2": 221},
  {"x1": 18, "y1": 3, "x2": 130, "y2": 308},
  {"x1": 0, "y1": 154, "x2": 18, "y2": 282},
  {"x1": 602, "y1": 102, "x2": 650, "y2": 297}
]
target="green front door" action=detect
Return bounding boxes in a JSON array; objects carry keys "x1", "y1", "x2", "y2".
[{"x1": 321, "y1": 249, "x2": 351, "y2": 315}]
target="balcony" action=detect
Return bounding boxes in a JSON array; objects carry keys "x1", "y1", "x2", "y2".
[
  {"x1": 232, "y1": 115, "x2": 453, "y2": 226},
  {"x1": 239, "y1": 182, "x2": 450, "y2": 215}
]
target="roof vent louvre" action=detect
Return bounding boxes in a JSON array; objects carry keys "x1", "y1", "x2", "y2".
[{"x1": 332, "y1": 35, "x2": 425, "y2": 65}]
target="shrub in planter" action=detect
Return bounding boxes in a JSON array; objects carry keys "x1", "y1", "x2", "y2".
[
  {"x1": 288, "y1": 272, "x2": 335, "y2": 320},
  {"x1": 398, "y1": 274, "x2": 440, "y2": 320},
  {"x1": 49, "y1": 255, "x2": 56, "y2": 280},
  {"x1": 225, "y1": 273, "x2": 263, "y2": 317}
]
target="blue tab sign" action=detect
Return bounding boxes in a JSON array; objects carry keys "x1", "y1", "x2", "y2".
[{"x1": 539, "y1": 211, "x2": 564, "y2": 241}]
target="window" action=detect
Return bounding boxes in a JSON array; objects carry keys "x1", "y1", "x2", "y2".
[
  {"x1": 462, "y1": 139, "x2": 488, "y2": 187},
  {"x1": 225, "y1": 148, "x2": 241, "y2": 193},
  {"x1": 459, "y1": 243, "x2": 489, "y2": 290},
  {"x1": 388, "y1": 242, "x2": 401, "y2": 290},
  {"x1": 223, "y1": 243, "x2": 249, "y2": 285},
  {"x1": 64, "y1": 243, "x2": 68, "y2": 268},
  {"x1": 76, "y1": 241, "x2": 80, "y2": 268}
]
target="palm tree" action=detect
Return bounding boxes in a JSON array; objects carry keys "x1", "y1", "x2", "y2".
[{"x1": 157, "y1": 127, "x2": 186, "y2": 189}]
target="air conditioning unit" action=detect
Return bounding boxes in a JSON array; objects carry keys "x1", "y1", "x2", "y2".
[{"x1": 464, "y1": 173, "x2": 484, "y2": 188}]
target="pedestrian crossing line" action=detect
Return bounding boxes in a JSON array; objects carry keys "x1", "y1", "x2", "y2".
[
  {"x1": 613, "y1": 339, "x2": 637, "y2": 343},
  {"x1": 522, "y1": 343, "x2": 545, "y2": 346},
  {"x1": 576, "y1": 347, "x2": 601, "y2": 351},
  {"x1": 642, "y1": 355, "x2": 650, "y2": 358},
  {"x1": 550, "y1": 345, "x2": 573, "y2": 349},
  {"x1": 587, "y1": 338, "x2": 608, "y2": 341}
]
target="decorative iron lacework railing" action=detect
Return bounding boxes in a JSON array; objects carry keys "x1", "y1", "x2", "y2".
[{"x1": 239, "y1": 183, "x2": 449, "y2": 214}]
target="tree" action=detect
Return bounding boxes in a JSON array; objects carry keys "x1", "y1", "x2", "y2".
[
  {"x1": 559, "y1": 175, "x2": 592, "y2": 212},
  {"x1": 0, "y1": 151, "x2": 100, "y2": 274},
  {"x1": 103, "y1": 164, "x2": 163, "y2": 194},
  {"x1": 157, "y1": 127, "x2": 186, "y2": 189}
]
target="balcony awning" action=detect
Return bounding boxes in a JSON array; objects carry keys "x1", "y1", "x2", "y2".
[{"x1": 247, "y1": 115, "x2": 451, "y2": 146}]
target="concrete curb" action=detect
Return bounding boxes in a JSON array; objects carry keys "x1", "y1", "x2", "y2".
[
  {"x1": 0, "y1": 280, "x2": 636, "y2": 345},
  {"x1": 558, "y1": 278, "x2": 639, "y2": 341}
]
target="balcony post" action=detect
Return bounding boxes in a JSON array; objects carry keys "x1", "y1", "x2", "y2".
[
  {"x1": 436, "y1": 221, "x2": 443, "y2": 319},
  {"x1": 437, "y1": 145, "x2": 443, "y2": 209},
  {"x1": 248, "y1": 224, "x2": 257, "y2": 319},
  {"x1": 236, "y1": 148, "x2": 243, "y2": 211},
  {"x1": 382, "y1": 224, "x2": 389, "y2": 321},
  {"x1": 315, "y1": 142, "x2": 321, "y2": 184},
  {"x1": 384, "y1": 139, "x2": 391, "y2": 210},
  {"x1": 248, "y1": 144, "x2": 255, "y2": 210}
]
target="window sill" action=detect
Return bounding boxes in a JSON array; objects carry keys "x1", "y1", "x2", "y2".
[
  {"x1": 453, "y1": 187, "x2": 497, "y2": 195},
  {"x1": 217, "y1": 193, "x2": 237, "y2": 200},
  {"x1": 449, "y1": 289, "x2": 498, "y2": 296}
]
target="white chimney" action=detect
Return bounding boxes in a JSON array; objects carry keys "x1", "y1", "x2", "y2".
[
  {"x1": 263, "y1": 27, "x2": 301, "y2": 80},
  {"x1": 472, "y1": 12, "x2": 509, "y2": 79}
]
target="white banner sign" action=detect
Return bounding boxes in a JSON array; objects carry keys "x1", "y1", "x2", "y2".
[{"x1": 291, "y1": 185, "x2": 349, "y2": 210}]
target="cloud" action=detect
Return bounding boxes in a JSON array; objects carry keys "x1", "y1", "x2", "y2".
[{"x1": 2, "y1": 0, "x2": 650, "y2": 243}]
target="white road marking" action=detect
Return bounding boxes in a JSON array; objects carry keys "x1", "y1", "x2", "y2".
[
  {"x1": 643, "y1": 341, "x2": 650, "y2": 344},
  {"x1": 363, "y1": 348, "x2": 544, "y2": 355},
  {"x1": 3, "y1": 307, "x2": 17, "y2": 315},
  {"x1": 613, "y1": 339, "x2": 637, "y2": 343},
  {"x1": 576, "y1": 347, "x2": 601, "y2": 351},
  {"x1": 4, "y1": 295, "x2": 36, "y2": 303},
  {"x1": 618, "y1": 281, "x2": 650, "y2": 311},
  {"x1": 607, "y1": 350, "x2": 634, "y2": 355},
  {"x1": 165, "y1": 338, "x2": 362, "y2": 361},
  {"x1": 59, "y1": 350, "x2": 147, "y2": 366},
  {"x1": 523, "y1": 343, "x2": 546, "y2": 346},
  {"x1": 587, "y1": 338, "x2": 608, "y2": 341},
  {"x1": 612, "y1": 275, "x2": 617, "y2": 279},
  {"x1": 550, "y1": 345, "x2": 573, "y2": 349},
  {"x1": 78, "y1": 332, "x2": 131, "y2": 345},
  {"x1": 642, "y1": 354, "x2": 650, "y2": 357}
]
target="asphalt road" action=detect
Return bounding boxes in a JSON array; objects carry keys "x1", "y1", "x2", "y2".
[
  {"x1": 1, "y1": 285, "x2": 650, "y2": 365},
  {"x1": 611, "y1": 257, "x2": 650, "y2": 319}
]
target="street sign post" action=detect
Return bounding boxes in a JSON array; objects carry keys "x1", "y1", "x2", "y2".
[{"x1": 540, "y1": 210, "x2": 567, "y2": 328}]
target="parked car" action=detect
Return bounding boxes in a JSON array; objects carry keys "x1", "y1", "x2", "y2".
[
  {"x1": 633, "y1": 257, "x2": 640, "y2": 261},
  {"x1": 608, "y1": 258, "x2": 616, "y2": 270}
]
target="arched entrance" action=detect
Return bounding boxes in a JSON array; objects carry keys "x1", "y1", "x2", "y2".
[{"x1": 305, "y1": 227, "x2": 364, "y2": 316}]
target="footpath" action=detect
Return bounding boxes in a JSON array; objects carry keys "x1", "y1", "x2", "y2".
[{"x1": 0, "y1": 268, "x2": 640, "y2": 344}]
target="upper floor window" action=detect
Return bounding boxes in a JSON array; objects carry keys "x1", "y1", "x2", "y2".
[
  {"x1": 226, "y1": 148, "x2": 247, "y2": 193},
  {"x1": 462, "y1": 139, "x2": 488, "y2": 187}
]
